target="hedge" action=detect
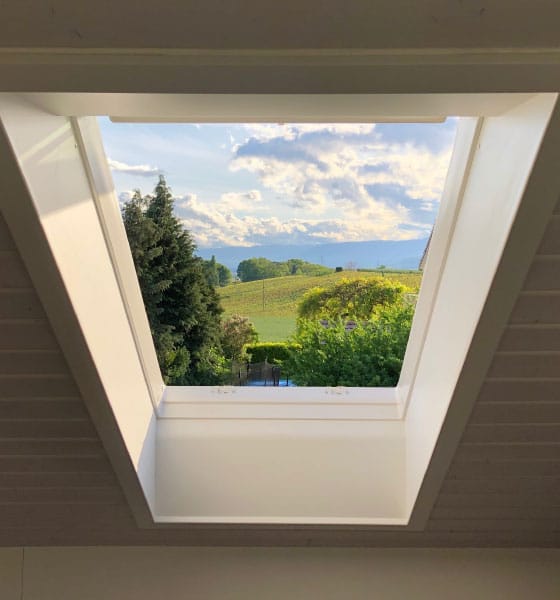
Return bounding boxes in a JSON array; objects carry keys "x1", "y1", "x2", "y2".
[{"x1": 244, "y1": 342, "x2": 300, "y2": 364}]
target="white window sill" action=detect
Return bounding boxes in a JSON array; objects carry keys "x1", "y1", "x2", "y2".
[{"x1": 160, "y1": 385, "x2": 401, "y2": 420}]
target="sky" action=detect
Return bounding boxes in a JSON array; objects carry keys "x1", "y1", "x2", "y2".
[{"x1": 98, "y1": 118, "x2": 458, "y2": 249}]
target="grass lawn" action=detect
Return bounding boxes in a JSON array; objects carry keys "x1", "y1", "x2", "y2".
[{"x1": 249, "y1": 316, "x2": 297, "y2": 342}]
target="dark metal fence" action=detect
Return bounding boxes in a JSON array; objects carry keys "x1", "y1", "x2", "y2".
[{"x1": 230, "y1": 360, "x2": 284, "y2": 386}]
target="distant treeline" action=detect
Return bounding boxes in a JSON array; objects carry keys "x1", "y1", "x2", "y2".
[
  {"x1": 237, "y1": 257, "x2": 332, "y2": 282},
  {"x1": 357, "y1": 268, "x2": 420, "y2": 274}
]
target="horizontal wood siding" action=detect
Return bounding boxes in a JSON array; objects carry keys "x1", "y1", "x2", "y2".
[
  {"x1": 0, "y1": 212, "x2": 136, "y2": 545},
  {"x1": 425, "y1": 208, "x2": 560, "y2": 543}
]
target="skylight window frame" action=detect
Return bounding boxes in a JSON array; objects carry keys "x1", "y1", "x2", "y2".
[
  {"x1": 2, "y1": 91, "x2": 558, "y2": 526},
  {"x1": 73, "y1": 107, "x2": 480, "y2": 422}
]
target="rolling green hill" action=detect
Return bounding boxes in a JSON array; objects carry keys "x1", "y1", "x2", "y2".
[{"x1": 219, "y1": 270, "x2": 423, "y2": 341}]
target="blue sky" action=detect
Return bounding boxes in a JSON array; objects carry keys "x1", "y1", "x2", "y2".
[{"x1": 99, "y1": 118, "x2": 457, "y2": 248}]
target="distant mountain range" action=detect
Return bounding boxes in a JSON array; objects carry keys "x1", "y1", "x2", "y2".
[{"x1": 197, "y1": 238, "x2": 429, "y2": 275}]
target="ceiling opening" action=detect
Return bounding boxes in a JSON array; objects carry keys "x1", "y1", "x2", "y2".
[
  {"x1": 97, "y1": 118, "x2": 458, "y2": 391},
  {"x1": 2, "y1": 92, "x2": 557, "y2": 524}
]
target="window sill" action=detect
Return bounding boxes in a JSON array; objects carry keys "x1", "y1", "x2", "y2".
[{"x1": 160, "y1": 385, "x2": 401, "y2": 420}]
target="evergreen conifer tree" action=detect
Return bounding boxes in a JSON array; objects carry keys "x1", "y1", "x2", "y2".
[
  {"x1": 122, "y1": 176, "x2": 224, "y2": 384},
  {"x1": 121, "y1": 190, "x2": 163, "y2": 338},
  {"x1": 203, "y1": 256, "x2": 232, "y2": 287},
  {"x1": 216, "y1": 263, "x2": 232, "y2": 287},
  {"x1": 202, "y1": 255, "x2": 219, "y2": 287}
]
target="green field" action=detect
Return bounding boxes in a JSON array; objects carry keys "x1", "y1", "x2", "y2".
[
  {"x1": 246, "y1": 316, "x2": 297, "y2": 342},
  {"x1": 219, "y1": 270, "x2": 423, "y2": 341}
]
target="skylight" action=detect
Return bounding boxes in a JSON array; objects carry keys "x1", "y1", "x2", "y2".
[
  {"x1": 3, "y1": 92, "x2": 556, "y2": 525},
  {"x1": 98, "y1": 119, "x2": 457, "y2": 389}
]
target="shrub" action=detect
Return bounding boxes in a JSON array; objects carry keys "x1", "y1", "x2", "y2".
[
  {"x1": 286, "y1": 303, "x2": 414, "y2": 387},
  {"x1": 298, "y1": 277, "x2": 409, "y2": 321},
  {"x1": 220, "y1": 315, "x2": 258, "y2": 360},
  {"x1": 244, "y1": 342, "x2": 300, "y2": 364}
]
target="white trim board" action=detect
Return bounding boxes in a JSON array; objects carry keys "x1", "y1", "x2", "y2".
[{"x1": 22, "y1": 92, "x2": 535, "y2": 121}]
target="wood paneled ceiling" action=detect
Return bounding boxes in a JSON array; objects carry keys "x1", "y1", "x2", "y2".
[{"x1": 1, "y1": 0, "x2": 560, "y2": 548}]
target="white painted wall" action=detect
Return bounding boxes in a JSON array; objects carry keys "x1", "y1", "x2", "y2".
[
  {"x1": 1, "y1": 548, "x2": 559, "y2": 600},
  {"x1": 156, "y1": 420, "x2": 405, "y2": 523}
]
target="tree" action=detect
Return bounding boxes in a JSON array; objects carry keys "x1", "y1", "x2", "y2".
[
  {"x1": 287, "y1": 303, "x2": 414, "y2": 387},
  {"x1": 121, "y1": 189, "x2": 185, "y2": 378},
  {"x1": 236, "y1": 257, "x2": 330, "y2": 282},
  {"x1": 287, "y1": 276, "x2": 415, "y2": 386},
  {"x1": 203, "y1": 256, "x2": 232, "y2": 287},
  {"x1": 220, "y1": 315, "x2": 258, "y2": 361},
  {"x1": 286, "y1": 258, "x2": 304, "y2": 275},
  {"x1": 297, "y1": 277, "x2": 408, "y2": 321},
  {"x1": 237, "y1": 257, "x2": 289, "y2": 282},
  {"x1": 121, "y1": 190, "x2": 160, "y2": 324},
  {"x1": 122, "y1": 176, "x2": 224, "y2": 384},
  {"x1": 217, "y1": 263, "x2": 232, "y2": 287},
  {"x1": 203, "y1": 255, "x2": 219, "y2": 287}
]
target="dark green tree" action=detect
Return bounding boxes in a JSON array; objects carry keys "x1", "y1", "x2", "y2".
[
  {"x1": 237, "y1": 257, "x2": 287, "y2": 282},
  {"x1": 217, "y1": 263, "x2": 232, "y2": 287},
  {"x1": 203, "y1": 256, "x2": 232, "y2": 287},
  {"x1": 122, "y1": 176, "x2": 225, "y2": 385},
  {"x1": 203, "y1": 255, "x2": 219, "y2": 287},
  {"x1": 236, "y1": 257, "x2": 330, "y2": 282},
  {"x1": 121, "y1": 190, "x2": 164, "y2": 342}
]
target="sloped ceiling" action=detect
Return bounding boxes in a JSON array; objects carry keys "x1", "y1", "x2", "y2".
[{"x1": 0, "y1": 0, "x2": 559, "y2": 548}]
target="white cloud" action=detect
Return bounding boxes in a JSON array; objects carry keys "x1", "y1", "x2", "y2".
[
  {"x1": 174, "y1": 122, "x2": 454, "y2": 247},
  {"x1": 176, "y1": 192, "x2": 425, "y2": 248},
  {"x1": 108, "y1": 158, "x2": 161, "y2": 177},
  {"x1": 108, "y1": 121, "x2": 455, "y2": 247},
  {"x1": 219, "y1": 190, "x2": 263, "y2": 211},
  {"x1": 116, "y1": 190, "x2": 137, "y2": 208},
  {"x1": 231, "y1": 124, "x2": 454, "y2": 218},
  {"x1": 357, "y1": 143, "x2": 452, "y2": 202},
  {"x1": 242, "y1": 123, "x2": 376, "y2": 142}
]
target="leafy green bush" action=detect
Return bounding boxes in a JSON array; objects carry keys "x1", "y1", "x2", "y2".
[
  {"x1": 220, "y1": 315, "x2": 258, "y2": 360},
  {"x1": 286, "y1": 303, "x2": 414, "y2": 387},
  {"x1": 245, "y1": 342, "x2": 300, "y2": 364},
  {"x1": 298, "y1": 277, "x2": 409, "y2": 321}
]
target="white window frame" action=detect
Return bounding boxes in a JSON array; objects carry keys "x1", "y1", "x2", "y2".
[
  {"x1": 72, "y1": 96, "x2": 483, "y2": 422},
  {"x1": 1, "y1": 92, "x2": 558, "y2": 526}
]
